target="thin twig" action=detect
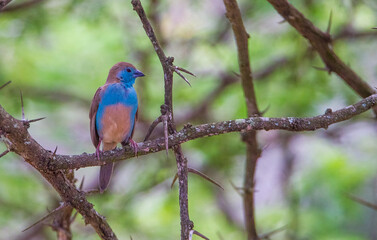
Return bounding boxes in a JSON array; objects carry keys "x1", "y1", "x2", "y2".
[
  {"x1": 171, "y1": 168, "x2": 224, "y2": 190},
  {"x1": 0, "y1": 80, "x2": 11, "y2": 90},
  {"x1": 334, "y1": 29, "x2": 377, "y2": 41},
  {"x1": 326, "y1": 10, "x2": 333, "y2": 35},
  {"x1": 347, "y1": 194, "x2": 377, "y2": 211},
  {"x1": 259, "y1": 225, "x2": 287, "y2": 239},
  {"x1": 23, "y1": 203, "x2": 67, "y2": 232},
  {"x1": 230, "y1": 181, "x2": 244, "y2": 197},
  {"x1": 20, "y1": 90, "x2": 25, "y2": 121},
  {"x1": 188, "y1": 168, "x2": 223, "y2": 190}
]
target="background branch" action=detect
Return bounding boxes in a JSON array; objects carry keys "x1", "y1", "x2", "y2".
[
  {"x1": 223, "y1": 0, "x2": 260, "y2": 239},
  {"x1": 266, "y1": 0, "x2": 377, "y2": 114}
]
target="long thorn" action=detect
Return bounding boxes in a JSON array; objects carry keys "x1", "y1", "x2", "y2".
[
  {"x1": 259, "y1": 225, "x2": 287, "y2": 239},
  {"x1": 52, "y1": 146, "x2": 58, "y2": 157},
  {"x1": 193, "y1": 230, "x2": 210, "y2": 240},
  {"x1": 79, "y1": 176, "x2": 85, "y2": 190},
  {"x1": 20, "y1": 90, "x2": 25, "y2": 121},
  {"x1": 312, "y1": 66, "x2": 328, "y2": 71},
  {"x1": 260, "y1": 104, "x2": 270, "y2": 116},
  {"x1": 23, "y1": 203, "x2": 67, "y2": 232},
  {"x1": 312, "y1": 66, "x2": 331, "y2": 74},
  {"x1": 326, "y1": 10, "x2": 333, "y2": 35},
  {"x1": 175, "y1": 66, "x2": 196, "y2": 77},
  {"x1": 229, "y1": 181, "x2": 244, "y2": 196},
  {"x1": 170, "y1": 173, "x2": 178, "y2": 189},
  {"x1": 0, "y1": 149, "x2": 10, "y2": 158},
  {"x1": 28, "y1": 117, "x2": 46, "y2": 123},
  {"x1": 0, "y1": 81, "x2": 11, "y2": 90},
  {"x1": 188, "y1": 168, "x2": 224, "y2": 190},
  {"x1": 174, "y1": 68, "x2": 192, "y2": 87}
]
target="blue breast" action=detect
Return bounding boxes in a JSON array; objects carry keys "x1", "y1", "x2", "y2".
[{"x1": 96, "y1": 83, "x2": 138, "y2": 135}]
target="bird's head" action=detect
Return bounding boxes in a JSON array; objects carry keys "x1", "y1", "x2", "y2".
[{"x1": 106, "y1": 62, "x2": 145, "y2": 87}]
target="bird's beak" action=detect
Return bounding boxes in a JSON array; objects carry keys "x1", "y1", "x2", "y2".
[{"x1": 133, "y1": 69, "x2": 145, "y2": 78}]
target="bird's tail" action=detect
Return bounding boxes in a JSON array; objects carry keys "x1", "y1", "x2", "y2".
[{"x1": 99, "y1": 142, "x2": 117, "y2": 193}]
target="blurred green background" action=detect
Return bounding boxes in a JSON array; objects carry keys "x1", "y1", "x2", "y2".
[{"x1": 1, "y1": 0, "x2": 377, "y2": 239}]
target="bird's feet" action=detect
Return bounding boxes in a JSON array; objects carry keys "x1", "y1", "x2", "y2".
[{"x1": 129, "y1": 139, "x2": 139, "y2": 157}]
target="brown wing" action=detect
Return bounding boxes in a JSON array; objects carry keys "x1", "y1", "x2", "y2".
[{"x1": 89, "y1": 87, "x2": 103, "y2": 148}]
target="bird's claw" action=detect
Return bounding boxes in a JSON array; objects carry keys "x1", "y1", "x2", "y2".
[{"x1": 129, "y1": 139, "x2": 138, "y2": 157}]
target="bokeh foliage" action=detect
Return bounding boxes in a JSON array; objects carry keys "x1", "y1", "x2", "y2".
[{"x1": 1, "y1": 0, "x2": 377, "y2": 239}]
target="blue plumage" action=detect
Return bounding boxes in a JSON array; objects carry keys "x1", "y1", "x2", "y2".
[
  {"x1": 89, "y1": 62, "x2": 144, "y2": 192},
  {"x1": 96, "y1": 84, "x2": 138, "y2": 139}
]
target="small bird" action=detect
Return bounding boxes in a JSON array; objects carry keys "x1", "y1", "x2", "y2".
[{"x1": 89, "y1": 62, "x2": 144, "y2": 192}]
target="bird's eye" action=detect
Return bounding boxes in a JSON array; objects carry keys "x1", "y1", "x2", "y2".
[{"x1": 126, "y1": 68, "x2": 131, "y2": 73}]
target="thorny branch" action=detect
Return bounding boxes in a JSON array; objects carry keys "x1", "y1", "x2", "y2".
[
  {"x1": 1, "y1": 1, "x2": 377, "y2": 239},
  {"x1": 0, "y1": 102, "x2": 117, "y2": 239},
  {"x1": 0, "y1": 93, "x2": 370, "y2": 171},
  {"x1": 266, "y1": 0, "x2": 377, "y2": 115},
  {"x1": 2, "y1": 88, "x2": 377, "y2": 240},
  {"x1": 131, "y1": 0, "x2": 193, "y2": 239}
]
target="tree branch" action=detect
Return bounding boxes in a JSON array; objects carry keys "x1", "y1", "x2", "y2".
[
  {"x1": 2, "y1": 93, "x2": 367, "y2": 171},
  {"x1": 131, "y1": 0, "x2": 192, "y2": 239},
  {"x1": 224, "y1": 0, "x2": 260, "y2": 239},
  {"x1": 1, "y1": 94, "x2": 376, "y2": 239},
  {"x1": 0, "y1": 0, "x2": 12, "y2": 10},
  {"x1": 0, "y1": 106, "x2": 117, "y2": 240},
  {"x1": 266, "y1": 0, "x2": 377, "y2": 114}
]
